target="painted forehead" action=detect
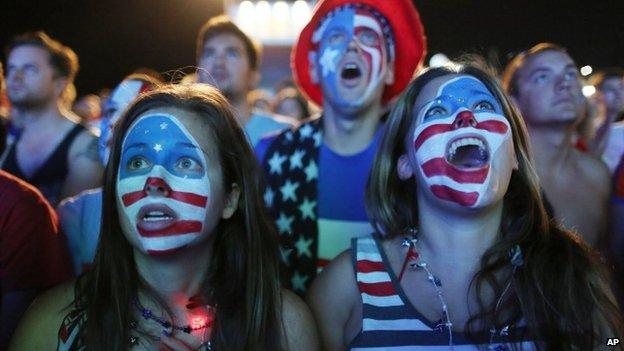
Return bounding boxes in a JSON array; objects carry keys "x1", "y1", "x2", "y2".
[
  {"x1": 419, "y1": 76, "x2": 500, "y2": 112},
  {"x1": 312, "y1": 4, "x2": 394, "y2": 48},
  {"x1": 122, "y1": 113, "x2": 200, "y2": 149}
]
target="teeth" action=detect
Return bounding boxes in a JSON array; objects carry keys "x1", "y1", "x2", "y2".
[
  {"x1": 143, "y1": 211, "x2": 173, "y2": 221},
  {"x1": 345, "y1": 63, "x2": 357, "y2": 69},
  {"x1": 447, "y1": 137, "x2": 486, "y2": 156},
  {"x1": 148, "y1": 211, "x2": 165, "y2": 216}
]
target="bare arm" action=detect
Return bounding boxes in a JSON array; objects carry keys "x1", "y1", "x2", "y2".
[
  {"x1": 61, "y1": 131, "x2": 103, "y2": 200},
  {"x1": 281, "y1": 289, "x2": 320, "y2": 351},
  {"x1": 8, "y1": 281, "x2": 75, "y2": 351},
  {"x1": 306, "y1": 251, "x2": 361, "y2": 351},
  {"x1": 0, "y1": 289, "x2": 38, "y2": 350}
]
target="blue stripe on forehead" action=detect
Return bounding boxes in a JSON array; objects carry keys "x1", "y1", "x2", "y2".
[
  {"x1": 435, "y1": 76, "x2": 499, "y2": 114},
  {"x1": 119, "y1": 114, "x2": 205, "y2": 180}
]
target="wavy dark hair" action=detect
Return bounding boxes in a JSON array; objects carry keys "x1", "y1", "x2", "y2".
[
  {"x1": 366, "y1": 64, "x2": 623, "y2": 349},
  {"x1": 74, "y1": 83, "x2": 283, "y2": 350}
]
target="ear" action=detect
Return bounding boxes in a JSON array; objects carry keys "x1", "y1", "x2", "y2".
[
  {"x1": 54, "y1": 77, "x2": 69, "y2": 99},
  {"x1": 384, "y1": 62, "x2": 395, "y2": 85},
  {"x1": 397, "y1": 154, "x2": 414, "y2": 180},
  {"x1": 221, "y1": 183, "x2": 241, "y2": 219},
  {"x1": 308, "y1": 51, "x2": 319, "y2": 84},
  {"x1": 249, "y1": 70, "x2": 260, "y2": 90}
]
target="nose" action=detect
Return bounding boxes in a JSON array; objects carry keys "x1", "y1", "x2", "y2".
[
  {"x1": 451, "y1": 110, "x2": 478, "y2": 130},
  {"x1": 143, "y1": 177, "x2": 171, "y2": 197}
]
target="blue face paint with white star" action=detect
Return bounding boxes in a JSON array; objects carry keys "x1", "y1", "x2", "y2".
[{"x1": 119, "y1": 114, "x2": 207, "y2": 181}]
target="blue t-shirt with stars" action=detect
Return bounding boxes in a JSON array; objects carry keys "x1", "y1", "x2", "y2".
[{"x1": 255, "y1": 126, "x2": 382, "y2": 269}]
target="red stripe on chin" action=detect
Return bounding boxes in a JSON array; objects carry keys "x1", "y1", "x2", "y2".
[
  {"x1": 137, "y1": 220, "x2": 202, "y2": 237},
  {"x1": 430, "y1": 185, "x2": 479, "y2": 206},
  {"x1": 422, "y1": 158, "x2": 489, "y2": 183}
]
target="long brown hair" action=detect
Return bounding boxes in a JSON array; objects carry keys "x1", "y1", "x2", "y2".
[
  {"x1": 74, "y1": 84, "x2": 283, "y2": 350},
  {"x1": 366, "y1": 64, "x2": 623, "y2": 349}
]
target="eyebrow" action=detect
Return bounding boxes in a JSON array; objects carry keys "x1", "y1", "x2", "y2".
[
  {"x1": 176, "y1": 142, "x2": 198, "y2": 149},
  {"x1": 124, "y1": 142, "x2": 148, "y2": 150}
]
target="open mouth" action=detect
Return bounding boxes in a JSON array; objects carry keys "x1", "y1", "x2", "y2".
[
  {"x1": 137, "y1": 203, "x2": 179, "y2": 233},
  {"x1": 340, "y1": 62, "x2": 362, "y2": 87},
  {"x1": 445, "y1": 135, "x2": 490, "y2": 169}
]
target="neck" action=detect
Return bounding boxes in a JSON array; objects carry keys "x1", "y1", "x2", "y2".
[
  {"x1": 527, "y1": 123, "x2": 575, "y2": 168},
  {"x1": 416, "y1": 192, "x2": 503, "y2": 275},
  {"x1": 229, "y1": 95, "x2": 252, "y2": 127},
  {"x1": 134, "y1": 240, "x2": 212, "y2": 307},
  {"x1": 12, "y1": 100, "x2": 72, "y2": 128},
  {"x1": 322, "y1": 100, "x2": 383, "y2": 155}
]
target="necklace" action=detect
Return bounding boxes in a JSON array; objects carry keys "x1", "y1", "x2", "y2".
[
  {"x1": 398, "y1": 229, "x2": 522, "y2": 350},
  {"x1": 129, "y1": 298, "x2": 215, "y2": 350}
]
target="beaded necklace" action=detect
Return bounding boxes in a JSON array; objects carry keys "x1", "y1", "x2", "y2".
[
  {"x1": 129, "y1": 298, "x2": 215, "y2": 350},
  {"x1": 398, "y1": 229, "x2": 523, "y2": 350}
]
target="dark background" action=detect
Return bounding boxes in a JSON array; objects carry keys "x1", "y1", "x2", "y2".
[{"x1": 1, "y1": 0, "x2": 622, "y2": 96}]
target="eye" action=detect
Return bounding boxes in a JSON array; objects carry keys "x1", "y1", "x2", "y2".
[
  {"x1": 357, "y1": 29, "x2": 379, "y2": 46},
  {"x1": 424, "y1": 106, "x2": 448, "y2": 119},
  {"x1": 328, "y1": 31, "x2": 346, "y2": 46},
  {"x1": 474, "y1": 100, "x2": 495, "y2": 112},
  {"x1": 202, "y1": 48, "x2": 215, "y2": 59},
  {"x1": 175, "y1": 157, "x2": 203, "y2": 173},
  {"x1": 564, "y1": 70, "x2": 578, "y2": 81},
  {"x1": 226, "y1": 48, "x2": 240, "y2": 59},
  {"x1": 128, "y1": 156, "x2": 150, "y2": 171},
  {"x1": 533, "y1": 73, "x2": 549, "y2": 84}
]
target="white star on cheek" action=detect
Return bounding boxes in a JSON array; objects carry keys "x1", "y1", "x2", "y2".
[
  {"x1": 160, "y1": 122, "x2": 168, "y2": 130},
  {"x1": 153, "y1": 143, "x2": 163, "y2": 152},
  {"x1": 319, "y1": 48, "x2": 340, "y2": 76}
]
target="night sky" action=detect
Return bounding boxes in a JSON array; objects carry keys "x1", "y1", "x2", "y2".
[{"x1": 1, "y1": 0, "x2": 622, "y2": 96}]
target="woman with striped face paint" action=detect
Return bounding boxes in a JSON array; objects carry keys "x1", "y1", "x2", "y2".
[
  {"x1": 307, "y1": 64, "x2": 622, "y2": 350},
  {"x1": 9, "y1": 84, "x2": 319, "y2": 351}
]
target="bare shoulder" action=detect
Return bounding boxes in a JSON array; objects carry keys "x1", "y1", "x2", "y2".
[
  {"x1": 281, "y1": 289, "x2": 320, "y2": 351},
  {"x1": 306, "y1": 250, "x2": 360, "y2": 350},
  {"x1": 8, "y1": 280, "x2": 76, "y2": 351},
  {"x1": 574, "y1": 150, "x2": 610, "y2": 194}
]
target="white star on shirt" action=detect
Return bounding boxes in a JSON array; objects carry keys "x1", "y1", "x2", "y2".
[
  {"x1": 313, "y1": 131, "x2": 322, "y2": 147},
  {"x1": 304, "y1": 160, "x2": 318, "y2": 182},
  {"x1": 280, "y1": 180, "x2": 300, "y2": 202},
  {"x1": 264, "y1": 188, "x2": 275, "y2": 207},
  {"x1": 159, "y1": 122, "x2": 168, "y2": 130},
  {"x1": 298, "y1": 197, "x2": 316, "y2": 220},
  {"x1": 153, "y1": 143, "x2": 163, "y2": 152},
  {"x1": 319, "y1": 48, "x2": 339, "y2": 76},
  {"x1": 268, "y1": 152, "x2": 287, "y2": 175},
  {"x1": 289, "y1": 149, "x2": 305, "y2": 170},
  {"x1": 299, "y1": 124, "x2": 313, "y2": 139},
  {"x1": 295, "y1": 237, "x2": 313, "y2": 258},
  {"x1": 291, "y1": 271, "x2": 309, "y2": 293},
  {"x1": 276, "y1": 212, "x2": 294, "y2": 234}
]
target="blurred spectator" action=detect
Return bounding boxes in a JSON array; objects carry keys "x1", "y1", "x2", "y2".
[
  {"x1": 590, "y1": 69, "x2": 624, "y2": 172},
  {"x1": 272, "y1": 87, "x2": 310, "y2": 120},
  {"x1": 248, "y1": 88, "x2": 272, "y2": 112},
  {"x1": 1, "y1": 31, "x2": 103, "y2": 206},
  {"x1": 196, "y1": 15, "x2": 296, "y2": 146},
  {"x1": 503, "y1": 43, "x2": 610, "y2": 247},
  {"x1": 57, "y1": 73, "x2": 160, "y2": 274},
  {"x1": 0, "y1": 120, "x2": 72, "y2": 350},
  {"x1": 72, "y1": 93, "x2": 101, "y2": 126}
]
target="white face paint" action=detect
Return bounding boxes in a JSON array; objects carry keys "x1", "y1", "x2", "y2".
[
  {"x1": 116, "y1": 113, "x2": 212, "y2": 255},
  {"x1": 99, "y1": 80, "x2": 145, "y2": 165},
  {"x1": 410, "y1": 76, "x2": 515, "y2": 208},
  {"x1": 313, "y1": 5, "x2": 392, "y2": 109}
]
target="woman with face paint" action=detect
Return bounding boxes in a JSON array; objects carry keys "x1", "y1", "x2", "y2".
[
  {"x1": 307, "y1": 64, "x2": 623, "y2": 350},
  {"x1": 9, "y1": 84, "x2": 319, "y2": 351}
]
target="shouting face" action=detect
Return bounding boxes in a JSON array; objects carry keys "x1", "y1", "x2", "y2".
[
  {"x1": 400, "y1": 75, "x2": 517, "y2": 209},
  {"x1": 312, "y1": 5, "x2": 394, "y2": 112},
  {"x1": 116, "y1": 109, "x2": 234, "y2": 256}
]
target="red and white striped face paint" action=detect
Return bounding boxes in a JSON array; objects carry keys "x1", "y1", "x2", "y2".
[
  {"x1": 410, "y1": 75, "x2": 515, "y2": 208},
  {"x1": 116, "y1": 113, "x2": 212, "y2": 255}
]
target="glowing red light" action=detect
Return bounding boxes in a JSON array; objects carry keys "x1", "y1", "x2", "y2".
[{"x1": 191, "y1": 316, "x2": 205, "y2": 329}]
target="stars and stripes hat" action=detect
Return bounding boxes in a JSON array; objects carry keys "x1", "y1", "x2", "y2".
[{"x1": 292, "y1": 0, "x2": 427, "y2": 106}]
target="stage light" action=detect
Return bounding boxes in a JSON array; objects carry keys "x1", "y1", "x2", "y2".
[
  {"x1": 429, "y1": 53, "x2": 450, "y2": 68},
  {"x1": 582, "y1": 85, "x2": 596, "y2": 97},
  {"x1": 580, "y1": 65, "x2": 592, "y2": 77}
]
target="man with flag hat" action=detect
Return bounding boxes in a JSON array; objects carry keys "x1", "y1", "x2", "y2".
[{"x1": 256, "y1": 0, "x2": 426, "y2": 294}]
